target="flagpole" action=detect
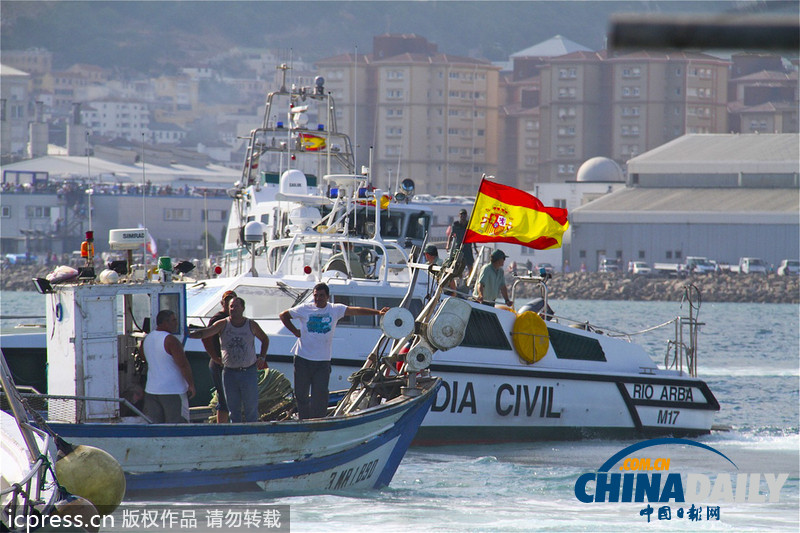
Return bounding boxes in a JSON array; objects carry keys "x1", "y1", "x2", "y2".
[{"x1": 455, "y1": 174, "x2": 487, "y2": 285}]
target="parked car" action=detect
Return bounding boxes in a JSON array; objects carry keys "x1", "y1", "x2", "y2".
[
  {"x1": 631, "y1": 261, "x2": 652, "y2": 276},
  {"x1": 777, "y1": 259, "x2": 799, "y2": 276},
  {"x1": 685, "y1": 256, "x2": 716, "y2": 274},
  {"x1": 738, "y1": 257, "x2": 768, "y2": 274},
  {"x1": 598, "y1": 258, "x2": 620, "y2": 273},
  {"x1": 536, "y1": 262, "x2": 555, "y2": 275},
  {"x1": 4, "y1": 253, "x2": 37, "y2": 265}
]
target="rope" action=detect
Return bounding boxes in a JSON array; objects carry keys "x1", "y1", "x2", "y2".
[{"x1": 606, "y1": 317, "x2": 678, "y2": 337}]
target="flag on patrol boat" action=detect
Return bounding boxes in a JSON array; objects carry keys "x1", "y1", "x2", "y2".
[
  {"x1": 464, "y1": 178, "x2": 569, "y2": 250},
  {"x1": 299, "y1": 133, "x2": 326, "y2": 151}
]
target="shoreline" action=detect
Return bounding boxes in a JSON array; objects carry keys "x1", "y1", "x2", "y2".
[
  {"x1": 517, "y1": 271, "x2": 799, "y2": 304},
  {"x1": 2, "y1": 264, "x2": 798, "y2": 304}
]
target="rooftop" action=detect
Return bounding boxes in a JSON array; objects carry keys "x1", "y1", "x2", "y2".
[{"x1": 627, "y1": 134, "x2": 799, "y2": 174}]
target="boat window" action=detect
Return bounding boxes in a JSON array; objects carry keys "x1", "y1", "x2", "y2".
[
  {"x1": 405, "y1": 211, "x2": 430, "y2": 241},
  {"x1": 158, "y1": 293, "x2": 182, "y2": 335},
  {"x1": 380, "y1": 213, "x2": 404, "y2": 238},
  {"x1": 409, "y1": 299, "x2": 424, "y2": 317},
  {"x1": 124, "y1": 293, "x2": 151, "y2": 333},
  {"x1": 376, "y1": 297, "x2": 422, "y2": 318},
  {"x1": 460, "y1": 307, "x2": 512, "y2": 350},
  {"x1": 332, "y1": 295, "x2": 374, "y2": 326},
  {"x1": 186, "y1": 285, "x2": 225, "y2": 319},
  {"x1": 548, "y1": 328, "x2": 607, "y2": 361},
  {"x1": 229, "y1": 285, "x2": 299, "y2": 319},
  {"x1": 376, "y1": 297, "x2": 403, "y2": 310}
]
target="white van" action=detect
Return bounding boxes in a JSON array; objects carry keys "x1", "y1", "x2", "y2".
[{"x1": 738, "y1": 257, "x2": 768, "y2": 274}]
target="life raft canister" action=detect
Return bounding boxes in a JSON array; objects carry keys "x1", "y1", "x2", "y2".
[{"x1": 511, "y1": 310, "x2": 550, "y2": 364}]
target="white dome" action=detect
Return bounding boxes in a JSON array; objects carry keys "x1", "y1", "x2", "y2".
[{"x1": 576, "y1": 157, "x2": 624, "y2": 182}]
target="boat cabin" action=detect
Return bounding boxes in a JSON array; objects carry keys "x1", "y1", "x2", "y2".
[{"x1": 45, "y1": 282, "x2": 186, "y2": 423}]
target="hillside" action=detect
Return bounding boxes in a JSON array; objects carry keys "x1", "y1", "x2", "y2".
[{"x1": 1, "y1": 1, "x2": 749, "y2": 72}]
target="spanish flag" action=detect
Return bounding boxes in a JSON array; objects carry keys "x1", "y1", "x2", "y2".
[
  {"x1": 464, "y1": 179, "x2": 569, "y2": 250},
  {"x1": 299, "y1": 133, "x2": 326, "y2": 152}
]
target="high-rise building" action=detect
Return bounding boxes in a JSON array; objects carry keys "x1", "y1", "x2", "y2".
[
  {"x1": 499, "y1": 36, "x2": 764, "y2": 185},
  {"x1": 316, "y1": 35, "x2": 500, "y2": 195}
]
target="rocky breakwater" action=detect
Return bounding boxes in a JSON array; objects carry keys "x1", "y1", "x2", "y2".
[
  {"x1": 2, "y1": 265, "x2": 799, "y2": 304},
  {"x1": 526, "y1": 272, "x2": 800, "y2": 304},
  {"x1": 1, "y1": 265, "x2": 55, "y2": 292}
]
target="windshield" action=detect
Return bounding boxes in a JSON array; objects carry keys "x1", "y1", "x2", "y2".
[{"x1": 186, "y1": 284, "x2": 300, "y2": 320}]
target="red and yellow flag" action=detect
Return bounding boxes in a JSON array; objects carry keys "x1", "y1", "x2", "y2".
[
  {"x1": 299, "y1": 133, "x2": 326, "y2": 151},
  {"x1": 464, "y1": 179, "x2": 569, "y2": 250}
]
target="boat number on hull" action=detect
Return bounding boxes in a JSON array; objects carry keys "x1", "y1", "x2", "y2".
[
  {"x1": 432, "y1": 381, "x2": 561, "y2": 418},
  {"x1": 326, "y1": 459, "x2": 379, "y2": 490},
  {"x1": 631, "y1": 384, "x2": 694, "y2": 402},
  {"x1": 657, "y1": 409, "x2": 680, "y2": 425}
]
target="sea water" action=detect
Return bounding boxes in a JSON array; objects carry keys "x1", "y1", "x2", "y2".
[{"x1": 1, "y1": 293, "x2": 798, "y2": 532}]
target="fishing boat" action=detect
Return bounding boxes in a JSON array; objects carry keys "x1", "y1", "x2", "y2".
[
  {"x1": 2, "y1": 65, "x2": 719, "y2": 445},
  {"x1": 15, "y1": 273, "x2": 444, "y2": 494}
]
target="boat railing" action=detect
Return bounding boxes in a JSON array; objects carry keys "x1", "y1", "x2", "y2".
[
  {"x1": 4, "y1": 392, "x2": 153, "y2": 424},
  {"x1": 664, "y1": 284, "x2": 703, "y2": 377},
  {"x1": 510, "y1": 276, "x2": 705, "y2": 373},
  {"x1": 0, "y1": 422, "x2": 58, "y2": 525}
]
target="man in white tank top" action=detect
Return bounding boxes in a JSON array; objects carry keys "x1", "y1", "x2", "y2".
[{"x1": 142, "y1": 310, "x2": 195, "y2": 423}]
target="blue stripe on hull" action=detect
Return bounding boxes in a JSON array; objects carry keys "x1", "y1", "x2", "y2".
[{"x1": 52, "y1": 380, "x2": 441, "y2": 493}]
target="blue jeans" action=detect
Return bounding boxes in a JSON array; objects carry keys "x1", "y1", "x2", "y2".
[
  {"x1": 294, "y1": 356, "x2": 331, "y2": 419},
  {"x1": 222, "y1": 365, "x2": 259, "y2": 423}
]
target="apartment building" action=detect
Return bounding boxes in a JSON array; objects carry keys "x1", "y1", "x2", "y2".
[
  {"x1": 81, "y1": 99, "x2": 150, "y2": 142},
  {"x1": 1, "y1": 48, "x2": 52, "y2": 76},
  {"x1": 316, "y1": 35, "x2": 500, "y2": 195},
  {"x1": 0, "y1": 65, "x2": 32, "y2": 156},
  {"x1": 536, "y1": 50, "x2": 731, "y2": 183},
  {"x1": 728, "y1": 69, "x2": 798, "y2": 134},
  {"x1": 538, "y1": 51, "x2": 608, "y2": 184},
  {"x1": 499, "y1": 36, "x2": 591, "y2": 190}
]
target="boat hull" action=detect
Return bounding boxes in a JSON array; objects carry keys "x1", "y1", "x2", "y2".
[
  {"x1": 46, "y1": 379, "x2": 440, "y2": 493},
  {"x1": 2, "y1": 334, "x2": 718, "y2": 445},
  {"x1": 194, "y1": 352, "x2": 718, "y2": 445}
]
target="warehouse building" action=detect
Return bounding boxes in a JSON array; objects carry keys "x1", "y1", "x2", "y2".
[{"x1": 565, "y1": 133, "x2": 799, "y2": 271}]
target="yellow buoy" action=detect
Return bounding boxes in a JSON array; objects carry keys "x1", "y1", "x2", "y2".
[
  {"x1": 511, "y1": 311, "x2": 550, "y2": 364},
  {"x1": 55, "y1": 445, "x2": 126, "y2": 516}
]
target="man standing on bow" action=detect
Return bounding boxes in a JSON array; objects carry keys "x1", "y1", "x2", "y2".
[
  {"x1": 473, "y1": 249, "x2": 513, "y2": 307},
  {"x1": 190, "y1": 297, "x2": 269, "y2": 423},
  {"x1": 280, "y1": 283, "x2": 389, "y2": 419},
  {"x1": 202, "y1": 290, "x2": 236, "y2": 423}
]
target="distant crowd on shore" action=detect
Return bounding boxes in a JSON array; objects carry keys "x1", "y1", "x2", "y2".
[{"x1": 2, "y1": 179, "x2": 228, "y2": 198}]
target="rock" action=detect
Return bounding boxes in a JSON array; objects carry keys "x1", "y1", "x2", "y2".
[{"x1": 513, "y1": 272, "x2": 798, "y2": 304}]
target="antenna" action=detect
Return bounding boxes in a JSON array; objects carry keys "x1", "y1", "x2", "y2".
[
  {"x1": 141, "y1": 133, "x2": 147, "y2": 266},
  {"x1": 354, "y1": 45, "x2": 358, "y2": 169},
  {"x1": 86, "y1": 130, "x2": 92, "y2": 232},
  {"x1": 204, "y1": 189, "x2": 210, "y2": 277}
]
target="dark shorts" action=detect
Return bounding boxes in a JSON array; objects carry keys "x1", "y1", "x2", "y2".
[{"x1": 144, "y1": 392, "x2": 188, "y2": 423}]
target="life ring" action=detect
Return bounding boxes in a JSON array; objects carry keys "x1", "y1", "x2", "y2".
[{"x1": 511, "y1": 311, "x2": 550, "y2": 364}]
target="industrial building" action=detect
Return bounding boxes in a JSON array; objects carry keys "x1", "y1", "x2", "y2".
[{"x1": 565, "y1": 133, "x2": 799, "y2": 271}]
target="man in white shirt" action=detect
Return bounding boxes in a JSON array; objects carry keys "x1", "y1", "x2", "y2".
[
  {"x1": 280, "y1": 283, "x2": 388, "y2": 419},
  {"x1": 142, "y1": 310, "x2": 195, "y2": 423}
]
